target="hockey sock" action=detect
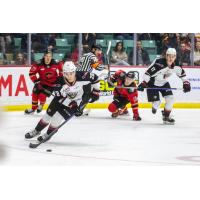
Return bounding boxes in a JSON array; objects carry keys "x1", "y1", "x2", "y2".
[
  {"x1": 38, "y1": 93, "x2": 47, "y2": 107},
  {"x1": 32, "y1": 93, "x2": 38, "y2": 110},
  {"x1": 35, "y1": 119, "x2": 49, "y2": 132}
]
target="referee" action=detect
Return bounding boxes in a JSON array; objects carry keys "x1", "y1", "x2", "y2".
[{"x1": 77, "y1": 44, "x2": 106, "y2": 72}]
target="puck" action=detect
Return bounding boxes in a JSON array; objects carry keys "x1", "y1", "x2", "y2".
[{"x1": 46, "y1": 149, "x2": 52, "y2": 152}]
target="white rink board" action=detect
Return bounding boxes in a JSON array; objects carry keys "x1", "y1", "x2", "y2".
[{"x1": 0, "y1": 66, "x2": 200, "y2": 106}]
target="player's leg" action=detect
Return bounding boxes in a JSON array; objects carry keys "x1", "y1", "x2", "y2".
[
  {"x1": 161, "y1": 83, "x2": 175, "y2": 124},
  {"x1": 146, "y1": 87, "x2": 160, "y2": 114},
  {"x1": 25, "y1": 98, "x2": 58, "y2": 139},
  {"x1": 131, "y1": 94, "x2": 142, "y2": 121},
  {"x1": 25, "y1": 85, "x2": 39, "y2": 114},
  {"x1": 108, "y1": 96, "x2": 127, "y2": 118},
  {"x1": 37, "y1": 104, "x2": 74, "y2": 142}
]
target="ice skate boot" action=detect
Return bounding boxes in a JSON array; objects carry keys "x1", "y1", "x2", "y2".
[
  {"x1": 25, "y1": 129, "x2": 41, "y2": 139},
  {"x1": 162, "y1": 110, "x2": 175, "y2": 125}
]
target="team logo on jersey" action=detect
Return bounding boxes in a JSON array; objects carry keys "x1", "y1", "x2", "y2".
[
  {"x1": 67, "y1": 92, "x2": 78, "y2": 99},
  {"x1": 45, "y1": 72, "x2": 54, "y2": 79}
]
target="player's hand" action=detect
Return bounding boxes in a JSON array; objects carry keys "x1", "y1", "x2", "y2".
[
  {"x1": 34, "y1": 80, "x2": 43, "y2": 90},
  {"x1": 137, "y1": 81, "x2": 148, "y2": 92},
  {"x1": 89, "y1": 89, "x2": 100, "y2": 103},
  {"x1": 183, "y1": 81, "x2": 191, "y2": 93},
  {"x1": 69, "y1": 101, "x2": 83, "y2": 117},
  {"x1": 74, "y1": 106, "x2": 83, "y2": 117}
]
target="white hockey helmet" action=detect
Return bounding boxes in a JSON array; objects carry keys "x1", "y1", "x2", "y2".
[
  {"x1": 166, "y1": 48, "x2": 176, "y2": 55},
  {"x1": 63, "y1": 61, "x2": 76, "y2": 73}
]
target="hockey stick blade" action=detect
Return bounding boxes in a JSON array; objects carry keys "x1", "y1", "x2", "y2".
[{"x1": 29, "y1": 141, "x2": 42, "y2": 148}]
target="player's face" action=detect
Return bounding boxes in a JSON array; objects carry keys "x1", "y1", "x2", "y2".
[
  {"x1": 95, "y1": 49, "x2": 102, "y2": 56},
  {"x1": 125, "y1": 77, "x2": 133, "y2": 86},
  {"x1": 166, "y1": 54, "x2": 176, "y2": 66},
  {"x1": 64, "y1": 72, "x2": 76, "y2": 83},
  {"x1": 44, "y1": 53, "x2": 52, "y2": 65}
]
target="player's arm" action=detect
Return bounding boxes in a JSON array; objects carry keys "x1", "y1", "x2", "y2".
[
  {"x1": 29, "y1": 64, "x2": 39, "y2": 83},
  {"x1": 90, "y1": 57, "x2": 105, "y2": 71},
  {"x1": 175, "y1": 66, "x2": 191, "y2": 93},
  {"x1": 108, "y1": 70, "x2": 126, "y2": 86}
]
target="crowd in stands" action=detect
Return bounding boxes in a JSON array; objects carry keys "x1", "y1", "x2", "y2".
[{"x1": 1, "y1": 33, "x2": 200, "y2": 66}]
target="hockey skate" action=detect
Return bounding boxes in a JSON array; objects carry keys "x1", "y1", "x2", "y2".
[
  {"x1": 111, "y1": 110, "x2": 120, "y2": 118},
  {"x1": 162, "y1": 111, "x2": 175, "y2": 125},
  {"x1": 37, "y1": 133, "x2": 52, "y2": 143},
  {"x1": 24, "y1": 108, "x2": 35, "y2": 115},
  {"x1": 119, "y1": 107, "x2": 129, "y2": 115},
  {"x1": 25, "y1": 129, "x2": 41, "y2": 139},
  {"x1": 133, "y1": 115, "x2": 142, "y2": 121},
  {"x1": 152, "y1": 107, "x2": 157, "y2": 114},
  {"x1": 37, "y1": 105, "x2": 43, "y2": 113}
]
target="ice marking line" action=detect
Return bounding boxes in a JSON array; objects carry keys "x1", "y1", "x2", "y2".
[{"x1": 3, "y1": 145, "x2": 200, "y2": 165}]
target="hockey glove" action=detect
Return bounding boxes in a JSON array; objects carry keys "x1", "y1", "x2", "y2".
[
  {"x1": 183, "y1": 81, "x2": 191, "y2": 93},
  {"x1": 89, "y1": 89, "x2": 100, "y2": 103},
  {"x1": 34, "y1": 80, "x2": 43, "y2": 90},
  {"x1": 137, "y1": 81, "x2": 148, "y2": 91}
]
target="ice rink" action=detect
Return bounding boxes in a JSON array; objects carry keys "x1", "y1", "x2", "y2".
[{"x1": 0, "y1": 108, "x2": 200, "y2": 166}]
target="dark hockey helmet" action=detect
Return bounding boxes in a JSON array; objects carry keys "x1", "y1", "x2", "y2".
[
  {"x1": 126, "y1": 71, "x2": 135, "y2": 79},
  {"x1": 91, "y1": 44, "x2": 102, "y2": 51}
]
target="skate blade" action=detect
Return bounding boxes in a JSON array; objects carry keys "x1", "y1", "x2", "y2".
[{"x1": 163, "y1": 121, "x2": 175, "y2": 125}]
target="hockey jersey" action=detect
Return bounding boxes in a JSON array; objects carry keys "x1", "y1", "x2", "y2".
[
  {"x1": 52, "y1": 71, "x2": 99, "y2": 107},
  {"x1": 143, "y1": 58, "x2": 187, "y2": 86}
]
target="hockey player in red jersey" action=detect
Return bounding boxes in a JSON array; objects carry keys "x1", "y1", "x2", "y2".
[
  {"x1": 25, "y1": 50, "x2": 63, "y2": 114},
  {"x1": 108, "y1": 70, "x2": 142, "y2": 121}
]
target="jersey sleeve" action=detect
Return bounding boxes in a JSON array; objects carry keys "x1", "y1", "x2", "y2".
[
  {"x1": 174, "y1": 66, "x2": 187, "y2": 82},
  {"x1": 29, "y1": 64, "x2": 39, "y2": 83}
]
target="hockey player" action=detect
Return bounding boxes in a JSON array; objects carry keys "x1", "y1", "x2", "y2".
[
  {"x1": 137, "y1": 48, "x2": 191, "y2": 124},
  {"x1": 108, "y1": 70, "x2": 142, "y2": 121},
  {"x1": 25, "y1": 61, "x2": 99, "y2": 142},
  {"x1": 24, "y1": 50, "x2": 63, "y2": 114}
]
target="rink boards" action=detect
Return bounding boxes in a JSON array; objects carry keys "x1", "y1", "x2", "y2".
[{"x1": 0, "y1": 65, "x2": 200, "y2": 111}]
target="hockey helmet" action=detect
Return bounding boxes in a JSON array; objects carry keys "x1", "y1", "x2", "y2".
[
  {"x1": 63, "y1": 61, "x2": 76, "y2": 73},
  {"x1": 126, "y1": 71, "x2": 135, "y2": 79},
  {"x1": 166, "y1": 48, "x2": 176, "y2": 55}
]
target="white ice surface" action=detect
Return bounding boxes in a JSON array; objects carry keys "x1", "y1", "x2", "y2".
[{"x1": 0, "y1": 109, "x2": 200, "y2": 165}]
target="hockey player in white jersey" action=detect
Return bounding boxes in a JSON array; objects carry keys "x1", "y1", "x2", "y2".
[
  {"x1": 25, "y1": 61, "x2": 99, "y2": 143},
  {"x1": 137, "y1": 48, "x2": 191, "y2": 124}
]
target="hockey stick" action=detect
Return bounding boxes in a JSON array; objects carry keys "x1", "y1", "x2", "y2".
[
  {"x1": 106, "y1": 41, "x2": 112, "y2": 77},
  {"x1": 29, "y1": 104, "x2": 86, "y2": 148},
  {"x1": 107, "y1": 79, "x2": 198, "y2": 91}
]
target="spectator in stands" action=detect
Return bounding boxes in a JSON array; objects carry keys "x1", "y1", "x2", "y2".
[
  {"x1": 82, "y1": 33, "x2": 96, "y2": 53},
  {"x1": 0, "y1": 34, "x2": 13, "y2": 54},
  {"x1": 14, "y1": 52, "x2": 27, "y2": 65},
  {"x1": 70, "y1": 44, "x2": 79, "y2": 66},
  {"x1": 177, "y1": 42, "x2": 191, "y2": 66},
  {"x1": 111, "y1": 41, "x2": 129, "y2": 66},
  {"x1": 194, "y1": 41, "x2": 200, "y2": 66},
  {"x1": 128, "y1": 40, "x2": 150, "y2": 66},
  {"x1": 31, "y1": 34, "x2": 46, "y2": 53}
]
